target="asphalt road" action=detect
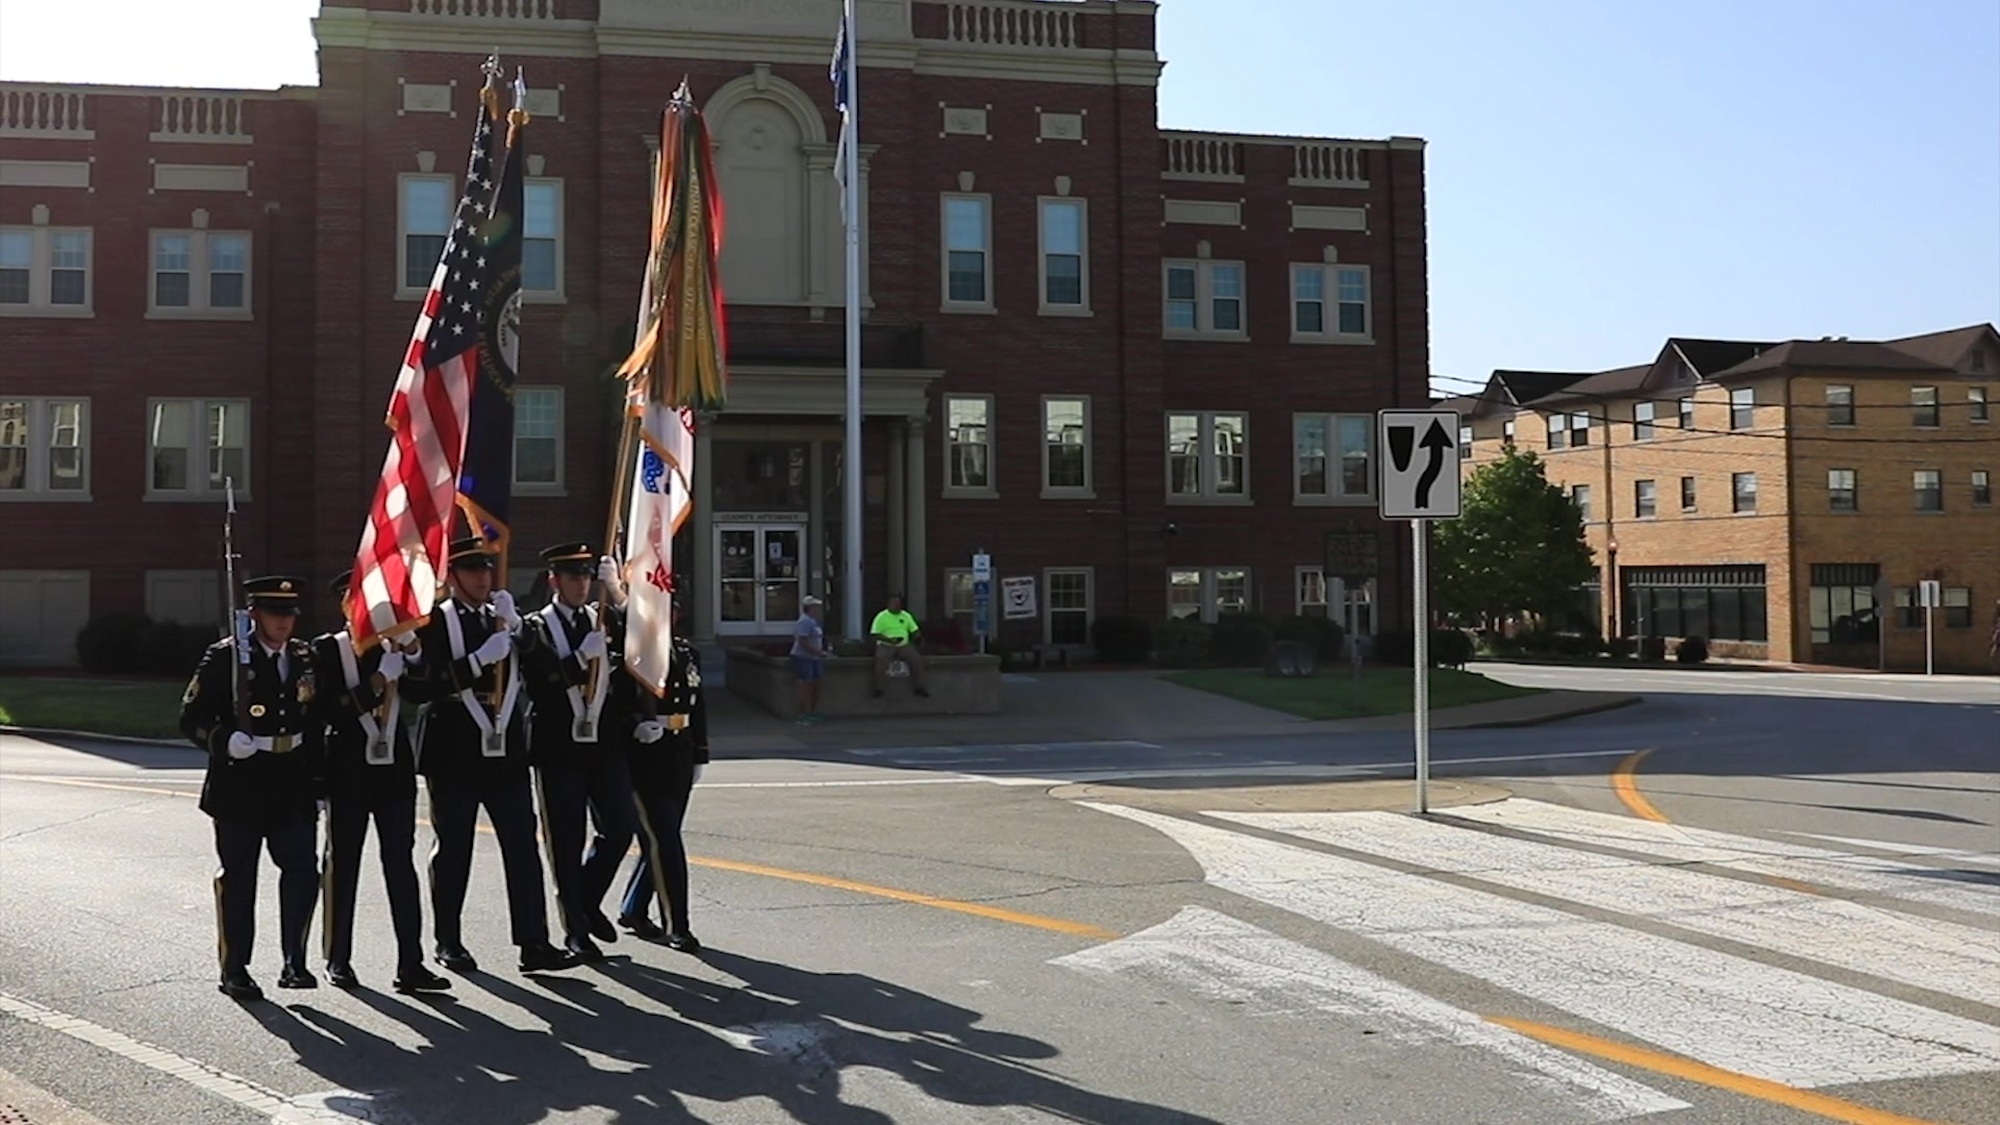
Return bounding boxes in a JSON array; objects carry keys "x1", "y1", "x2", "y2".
[{"x1": 1, "y1": 664, "x2": 1995, "y2": 1125}]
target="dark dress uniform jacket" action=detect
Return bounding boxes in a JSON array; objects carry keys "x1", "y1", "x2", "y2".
[
  {"x1": 629, "y1": 635, "x2": 711, "y2": 785},
  {"x1": 404, "y1": 598, "x2": 532, "y2": 780},
  {"x1": 178, "y1": 636, "x2": 324, "y2": 827},
  {"x1": 521, "y1": 602, "x2": 631, "y2": 771},
  {"x1": 310, "y1": 634, "x2": 418, "y2": 797}
]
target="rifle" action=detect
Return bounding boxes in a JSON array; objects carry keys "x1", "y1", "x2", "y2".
[{"x1": 223, "y1": 478, "x2": 252, "y2": 733}]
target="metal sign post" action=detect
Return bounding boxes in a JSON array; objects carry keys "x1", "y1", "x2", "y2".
[
  {"x1": 1920, "y1": 579, "x2": 1941, "y2": 676},
  {"x1": 1378, "y1": 409, "x2": 1463, "y2": 815}
]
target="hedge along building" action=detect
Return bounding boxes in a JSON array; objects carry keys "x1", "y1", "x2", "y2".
[{"x1": 0, "y1": 0, "x2": 1433, "y2": 668}]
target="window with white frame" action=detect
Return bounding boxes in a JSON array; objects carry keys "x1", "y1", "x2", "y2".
[
  {"x1": 1826, "y1": 385, "x2": 1856, "y2": 426},
  {"x1": 1975, "y1": 469, "x2": 1992, "y2": 507},
  {"x1": 1914, "y1": 469, "x2": 1943, "y2": 512},
  {"x1": 1167, "y1": 411, "x2": 1248, "y2": 500},
  {"x1": 1827, "y1": 468, "x2": 1858, "y2": 512},
  {"x1": 0, "y1": 398, "x2": 89, "y2": 497},
  {"x1": 0, "y1": 226, "x2": 91, "y2": 312},
  {"x1": 1045, "y1": 568, "x2": 1092, "y2": 645},
  {"x1": 1296, "y1": 566, "x2": 1328, "y2": 617},
  {"x1": 523, "y1": 179, "x2": 562, "y2": 295},
  {"x1": 1730, "y1": 387, "x2": 1756, "y2": 430},
  {"x1": 1163, "y1": 260, "x2": 1244, "y2": 336},
  {"x1": 150, "y1": 230, "x2": 250, "y2": 315},
  {"x1": 1458, "y1": 424, "x2": 1474, "y2": 459},
  {"x1": 1291, "y1": 263, "x2": 1370, "y2": 339},
  {"x1": 1678, "y1": 397, "x2": 1695, "y2": 429},
  {"x1": 1545, "y1": 413, "x2": 1565, "y2": 450},
  {"x1": 1572, "y1": 484, "x2": 1592, "y2": 522},
  {"x1": 145, "y1": 569, "x2": 223, "y2": 629},
  {"x1": 941, "y1": 194, "x2": 991, "y2": 308},
  {"x1": 943, "y1": 569, "x2": 975, "y2": 634},
  {"x1": 944, "y1": 395, "x2": 993, "y2": 493},
  {"x1": 1633, "y1": 401, "x2": 1656, "y2": 441},
  {"x1": 148, "y1": 399, "x2": 248, "y2": 498},
  {"x1": 400, "y1": 174, "x2": 453, "y2": 292},
  {"x1": 512, "y1": 386, "x2": 562, "y2": 490},
  {"x1": 1167, "y1": 566, "x2": 1250, "y2": 622},
  {"x1": 1038, "y1": 198, "x2": 1086, "y2": 312},
  {"x1": 1502, "y1": 418, "x2": 1516, "y2": 445},
  {"x1": 1732, "y1": 471, "x2": 1757, "y2": 513},
  {"x1": 1971, "y1": 386, "x2": 1989, "y2": 423},
  {"x1": 1634, "y1": 479, "x2": 1657, "y2": 519},
  {"x1": 1912, "y1": 386, "x2": 1940, "y2": 428},
  {"x1": 1294, "y1": 413, "x2": 1372, "y2": 501},
  {"x1": 1042, "y1": 396, "x2": 1091, "y2": 494}
]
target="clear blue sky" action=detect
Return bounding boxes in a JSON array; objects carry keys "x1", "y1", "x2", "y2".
[{"x1": 5, "y1": 0, "x2": 1995, "y2": 389}]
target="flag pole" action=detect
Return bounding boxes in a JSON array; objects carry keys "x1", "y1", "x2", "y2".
[{"x1": 841, "y1": 0, "x2": 864, "y2": 641}]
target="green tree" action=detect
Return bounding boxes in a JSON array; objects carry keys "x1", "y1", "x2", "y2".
[{"x1": 1433, "y1": 447, "x2": 1596, "y2": 631}]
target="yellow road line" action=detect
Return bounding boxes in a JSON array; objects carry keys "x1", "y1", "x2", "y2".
[
  {"x1": 3, "y1": 773, "x2": 1118, "y2": 941},
  {"x1": 1488, "y1": 1016, "x2": 1957, "y2": 1125},
  {"x1": 1610, "y1": 749, "x2": 1669, "y2": 822}
]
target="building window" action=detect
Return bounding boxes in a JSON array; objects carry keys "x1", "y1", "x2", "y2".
[
  {"x1": 1807, "y1": 563, "x2": 1879, "y2": 645},
  {"x1": 523, "y1": 179, "x2": 562, "y2": 295},
  {"x1": 1678, "y1": 397, "x2": 1694, "y2": 430},
  {"x1": 944, "y1": 395, "x2": 993, "y2": 493},
  {"x1": 1568, "y1": 413, "x2": 1591, "y2": 447},
  {"x1": 0, "y1": 398, "x2": 89, "y2": 498},
  {"x1": 1680, "y1": 476, "x2": 1697, "y2": 512},
  {"x1": 1038, "y1": 199, "x2": 1086, "y2": 312},
  {"x1": 1944, "y1": 587, "x2": 1973, "y2": 629},
  {"x1": 1892, "y1": 587, "x2": 1923, "y2": 629},
  {"x1": 1914, "y1": 469, "x2": 1942, "y2": 512},
  {"x1": 1291, "y1": 264, "x2": 1369, "y2": 339},
  {"x1": 1826, "y1": 384, "x2": 1855, "y2": 426},
  {"x1": 1296, "y1": 567, "x2": 1328, "y2": 617},
  {"x1": 1294, "y1": 414, "x2": 1371, "y2": 501},
  {"x1": 1970, "y1": 386, "x2": 1989, "y2": 423},
  {"x1": 1545, "y1": 414, "x2": 1564, "y2": 451},
  {"x1": 1827, "y1": 468, "x2": 1857, "y2": 512},
  {"x1": 1633, "y1": 401, "x2": 1656, "y2": 441},
  {"x1": 512, "y1": 386, "x2": 562, "y2": 491},
  {"x1": 1458, "y1": 424, "x2": 1473, "y2": 459},
  {"x1": 150, "y1": 230, "x2": 250, "y2": 316},
  {"x1": 942, "y1": 194, "x2": 991, "y2": 308},
  {"x1": 0, "y1": 226, "x2": 92, "y2": 313},
  {"x1": 1042, "y1": 396, "x2": 1091, "y2": 495},
  {"x1": 1168, "y1": 411, "x2": 1248, "y2": 500},
  {"x1": 1732, "y1": 472, "x2": 1757, "y2": 513},
  {"x1": 145, "y1": 569, "x2": 223, "y2": 629},
  {"x1": 1730, "y1": 387, "x2": 1755, "y2": 430},
  {"x1": 1624, "y1": 565, "x2": 1768, "y2": 642},
  {"x1": 1167, "y1": 567, "x2": 1251, "y2": 622},
  {"x1": 148, "y1": 399, "x2": 248, "y2": 498},
  {"x1": 1164, "y1": 260, "x2": 1245, "y2": 336},
  {"x1": 1633, "y1": 479, "x2": 1657, "y2": 519},
  {"x1": 1572, "y1": 484, "x2": 1592, "y2": 522},
  {"x1": 1912, "y1": 386, "x2": 1939, "y2": 428},
  {"x1": 1975, "y1": 470, "x2": 1992, "y2": 507},
  {"x1": 943, "y1": 569, "x2": 976, "y2": 635},
  {"x1": 1045, "y1": 568, "x2": 1092, "y2": 646},
  {"x1": 1502, "y1": 418, "x2": 1516, "y2": 446},
  {"x1": 400, "y1": 174, "x2": 453, "y2": 292}
]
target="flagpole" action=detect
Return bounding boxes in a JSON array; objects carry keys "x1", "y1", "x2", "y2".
[{"x1": 840, "y1": 0, "x2": 865, "y2": 641}]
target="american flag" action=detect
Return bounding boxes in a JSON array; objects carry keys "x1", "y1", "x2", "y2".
[{"x1": 345, "y1": 106, "x2": 504, "y2": 647}]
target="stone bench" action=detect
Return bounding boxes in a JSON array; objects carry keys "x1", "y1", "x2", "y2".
[{"x1": 723, "y1": 647, "x2": 1002, "y2": 718}]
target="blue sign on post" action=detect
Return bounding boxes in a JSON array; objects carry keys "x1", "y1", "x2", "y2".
[{"x1": 972, "y1": 551, "x2": 993, "y2": 639}]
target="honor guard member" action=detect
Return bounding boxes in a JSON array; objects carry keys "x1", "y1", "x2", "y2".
[
  {"x1": 520, "y1": 542, "x2": 638, "y2": 962},
  {"x1": 403, "y1": 537, "x2": 578, "y2": 975},
  {"x1": 178, "y1": 575, "x2": 324, "y2": 1000},
  {"x1": 310, "y1": 571, "x2": 452, "y2": 994},
  {"x1": 618, "y1": 598, "x2": 710, "y2": 953}
]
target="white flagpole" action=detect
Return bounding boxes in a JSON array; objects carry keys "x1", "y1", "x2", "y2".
[{"x1": 841, "y1": 0, "x2": 865, "y2": 641}]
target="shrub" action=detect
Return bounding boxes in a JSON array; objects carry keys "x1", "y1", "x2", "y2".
[
  {"x1": 76, "y1": 610, "x2": 154, "y2": 674},
  {"x1": 1273, "y1": 614, "x2": 1346, "y2": 661},
  {"x1": 1432, "y1": 628, "x2": 1476, "y2": 670},
  {"x1": 1153, "y1": 618, "x2": 1212, "y2": 668},
  {"x1": 138, "y1": 620, "x2": 216, "y2": 677},
  {"x1": 1638, "y1": 636, "x2": 1668, "y2": 662},
  {"x1": 1372, "y1": 628, "x2": 1415, "y2": 667},
  {"x1": 1676, "y1": 635, "x2": 1710, "y2": 664},
  {"x1": 1209, "y1": 613, "x2": 1276, "y2": 668},
  {"x1": 1091, "y1": 615, "x2": 1152, "y2": 664},
  {"x1": 1367, "y1": 628, "x2": 1474, "y2": 668}
]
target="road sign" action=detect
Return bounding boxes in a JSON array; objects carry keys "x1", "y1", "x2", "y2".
[
  {"x1": 972, "y1": 551, "x2": 993, "y2": 582},
  {"x1": 1920, "y1": 579, "x2": 1942, "y2": 676},
  {"x1": 1919, "y1": 580, "x2": 1942, "y2": 608},
  {"x1": 973, "y1": 578, "x2": 993, "y2": 638},
  {"x1": 1323, "y1": 530, "x2": 1380, "y2": 583},
  {"x1": 1001, "y1": 575, "x2": 1037, "y2": 620},
  {"x1": 1377, "y1": 409, "x2": 1462, "y2": 520}
]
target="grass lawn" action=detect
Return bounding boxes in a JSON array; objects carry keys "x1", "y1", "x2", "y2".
[
  {"x1": 0, "y1": 677, "x2": 191, "y2": 740},
  {"x1": 1164, "y1": 665, "x2": 1542, "y2": 722}
]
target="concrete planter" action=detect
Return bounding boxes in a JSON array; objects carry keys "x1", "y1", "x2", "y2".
[{"x1": 724, "y1": 647, "x2": 1003, "y2": 718}]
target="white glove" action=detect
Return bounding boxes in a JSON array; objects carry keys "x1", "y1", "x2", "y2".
[
  {"x1": 490, "y1": 590, "x2": 521, "y2": 630},
  {"x1": 377, "y1": 650, "x2": 406, "y2": 683},
  {"x1": 692, "y1": 763, "x2": 705, "y2": 785},
  {"x1": 227, "y1": 732, "x2": 259, "y2": 760},
  {"x1": 597, "y1": 557, "x2": 622, "y2": 585},
  {"x1": 472, "y1": 629, "x2": 512, "y2": 671},
  {"x1": 634, "y1": 720, "x2": 664, "y2": 744},
  {"x1": 579, "y1": 630, "x2": 608, "y2": 662}
]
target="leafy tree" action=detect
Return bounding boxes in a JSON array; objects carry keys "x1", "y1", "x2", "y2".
[{"x1": 1433, "y1": 447, "x2": 1595, "y2": 630}]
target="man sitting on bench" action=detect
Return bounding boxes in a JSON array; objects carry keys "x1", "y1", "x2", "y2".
[{"x1": 870, "y1": 594, "x2": 930, "y2": 699}]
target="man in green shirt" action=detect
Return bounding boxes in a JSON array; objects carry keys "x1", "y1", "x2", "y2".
[{"x1": 869, "y1": 594, "x2": 930, "y2": 699}]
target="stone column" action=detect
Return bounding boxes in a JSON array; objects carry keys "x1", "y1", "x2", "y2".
[
  {"x1": 886, "y1": 420, "x2": 907, "y2": 597},
  {"x1": 904, "y1": 414, "x2": 929, "y2": 619},
  {"x1": 691, "y1": 413, "x2": 716, "y2": 641}
]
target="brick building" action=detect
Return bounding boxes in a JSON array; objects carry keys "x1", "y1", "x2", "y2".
[
  {"x1": 0, "y1": 0, "x2": 1430, "y2": 667},
  {"x1": 1450, "y1": 325, "x2": 2000, "y2": 672}
]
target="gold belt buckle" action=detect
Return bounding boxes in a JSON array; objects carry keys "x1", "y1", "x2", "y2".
[
  {"x1": 271, "y1": 734, "x2": 295, "y2": 755},
  {"x1": 665, "y1": 713, "x2": 689, "y2": 733}
]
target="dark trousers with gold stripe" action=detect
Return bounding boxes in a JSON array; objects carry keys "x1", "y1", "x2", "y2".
[
  {"x1": 320, "y1": 788, "x2": 423, "y2": 972},
  {"x1": 535, "y1": 757, "x2": 637, "y2": 944},
  {"x1": 426, "y1": 771, "x2": 551, "y2": 950},
  {"x1": 621, "y1": 757, "x2": 696, "y2": 933},
  {"x1": 213, "y1": 814, "x2": 318, "y2": 976}
]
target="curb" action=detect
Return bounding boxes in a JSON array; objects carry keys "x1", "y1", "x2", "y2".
[
  {"x1": 0, "y1": 725, "x2": 191, "y2": 749},
  {"x1": 1443, "y1": 693, "x2": 1644, "y2": 730}
]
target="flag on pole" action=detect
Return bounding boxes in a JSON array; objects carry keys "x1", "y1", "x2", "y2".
[
  {"x1": 344, "y1": 62, "x2": 509, "y2": 648},
  {"x1": 830, "y1": 7, "x2": 854, "y2": 228},
  {"x1": 614, "y1": 82, "x2": 727, "y2": 694}
]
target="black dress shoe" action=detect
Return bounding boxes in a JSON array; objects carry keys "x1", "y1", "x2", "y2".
[
  {"x1": 436, "y1": 945, "x2": 479, "y2": 973},
  {"x1": 518, "y1": 942, "x2": 581, "y2": 973},
  {"x1": 218, "y1": 970, "x2": 263, "y2": 1001},
  {"x1": 618, "y1": 913, "x2": 664, "y2": 940},
  {"x1": 665, "y1": 931, "x2": 703, "y2": 954},
  {"x1": 278, "y1": 964, "x2": 318, "y2": 990},
  {"x1": 565, "y1": 935, "x2": 605, "y2": 963},
  {"x1": 587, "y1": 911, "x2": 618, "y2": 943},
  {"x1": 393, "y1": 966, "x2": 452, "y2": 994},
  {"x1": 325, "y1": 962, "x2": 359, "y2": 989}
]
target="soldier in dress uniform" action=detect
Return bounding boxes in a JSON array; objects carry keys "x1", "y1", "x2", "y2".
[
  {"x1": 178, "y1": 575, "x2": 324, "y2": 1000},
  {"x1": 402, "y1": 537, "x2": 578, "y2": 975},
  {"x1": 617, "y1": 598, "x2": 710, "y2": 953},
  {"x1": 520, "y1": 542, "x2": 638, "y2": 962},
  {"x1": 310, "y1": 570, "x2": 452, "y2": 994}
]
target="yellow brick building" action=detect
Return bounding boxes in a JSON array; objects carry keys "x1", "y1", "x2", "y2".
[{"x1": 1451, "y1": 324, "x2": 1999, "y2": 672}]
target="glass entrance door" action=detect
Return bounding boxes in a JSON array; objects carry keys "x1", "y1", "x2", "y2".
[{"x1": 715, "y1": 523, "x2": 804, "y2": 635}]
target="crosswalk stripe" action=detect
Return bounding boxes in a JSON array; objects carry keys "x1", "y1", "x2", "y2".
[
  {"x1": 1054, "y1": 905, "x2": 1689, "y2": 1121},
  {"x1": 1083, "y1": 802, "x2": 2000, "y2": 1089},
  {"x1": 1446, "y1": 799, "x2": 2000, "y2": 921},
  {"x1": 1781, "y1": 832, "x2": 2000, "y2": 869},
  {"x1": 1209, "y1": 810, "x2": 2000, "y2": 1010}
]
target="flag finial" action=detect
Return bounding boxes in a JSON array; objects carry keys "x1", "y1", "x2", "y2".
[{"x1": 482, "y1": 52, "x2": 502, "y2": 81}]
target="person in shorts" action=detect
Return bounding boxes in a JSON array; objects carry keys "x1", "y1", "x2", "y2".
[{"x1": 791, "y1": 596, "x2": 827, "y2": 724}]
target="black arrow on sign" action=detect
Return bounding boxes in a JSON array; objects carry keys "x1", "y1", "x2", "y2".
[{"x1": 1414, "y1": 420, "x2": 1454, "y2": 509}]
